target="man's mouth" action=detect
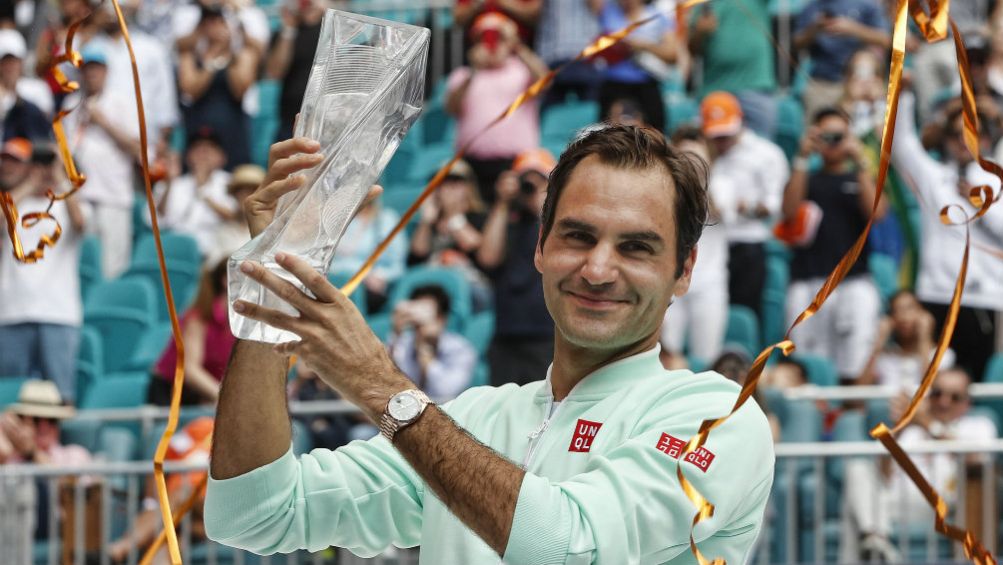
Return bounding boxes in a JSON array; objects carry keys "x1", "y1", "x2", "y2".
[{"x1": 565, "y1": 290, "x2": 627, "y2": 309}]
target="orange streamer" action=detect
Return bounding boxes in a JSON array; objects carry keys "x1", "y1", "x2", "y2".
[{"x1": 139, "y1": 475, "x2": 209, "y2": 563}]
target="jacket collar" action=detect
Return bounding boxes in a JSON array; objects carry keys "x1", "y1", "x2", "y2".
[{"x1": 535, "y1": 344, "x2": 666, "y2": 402}]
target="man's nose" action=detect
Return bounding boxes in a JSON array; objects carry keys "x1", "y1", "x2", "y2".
[{"x1": 580, "y1": 244, "x2": 618, "y2": 287}]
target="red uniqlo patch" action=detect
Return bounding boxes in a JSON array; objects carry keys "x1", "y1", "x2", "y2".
[
  {"x1": 568, "y1": 419, "x2": 603, "y2": 452},
  {"x1": 655, "y1": 433, "x2": 715, "y2": 472}
]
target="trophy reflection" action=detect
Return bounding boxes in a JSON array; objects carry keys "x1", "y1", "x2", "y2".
[{"x1": 228, "y1": 10, "x2": 429, "y2": 343}]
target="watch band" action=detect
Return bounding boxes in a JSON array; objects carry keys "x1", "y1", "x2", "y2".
[{"x1": 380, "y1": 389, "x2": 431, "y2": 442}]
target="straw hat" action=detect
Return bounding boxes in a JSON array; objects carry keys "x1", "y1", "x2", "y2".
[
  {"x1": 7, "y1": 380, "x2": 75, "y2": 420},
  {"x1": 227, "y1": 164, "x2": 266, "y2": 194}
]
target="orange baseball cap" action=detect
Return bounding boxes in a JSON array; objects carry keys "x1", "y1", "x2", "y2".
[
  {"x1": 1, "y1": 137, "x2": 32, "y2": 162},
  {"x1": 512, "y1": 148, "x2": 557, "y2": 177},
  {"x1": 700, "y1": 92, "x2": 743, "y2": 138}
]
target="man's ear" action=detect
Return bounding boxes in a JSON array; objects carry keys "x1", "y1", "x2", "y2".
[
  {"x1": 534, "y1": 226, "x2": 544, "y2": 274},
  {"x1": 672, "y1": 246, "x2": 697, "y2": 298}
]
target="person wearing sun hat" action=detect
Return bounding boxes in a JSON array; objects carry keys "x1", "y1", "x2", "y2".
[
  {"x1": 477, "y1": 147, "x2": 556, "y2": 386},
  {"x1": 208, "y1": 163, "x2": 266, "y2": 267},
  {"x1": 700, "y1": 91, "x2": 788, "y2": 320}
]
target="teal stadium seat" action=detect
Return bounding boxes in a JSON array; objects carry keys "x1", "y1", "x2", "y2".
[
  {"x1": 725, "y1": 305, "x2": 761, "y2": 358},
  {"x1": 774, "y1": 95, "x2": 804, "y2": 161},
  {"x1": 761, "y1": 255, "x2": 790, "y2": 345},
  {"x1": 84, "y1": 278, "x2": 157, "y2": 373},
  {"x1": 0, "y1": 377, "x2": 28, "y2": 409},
  {"x1": 464, "y1": 310, "x2": 495, "y2": 355},
  {"x1": 79, "y1": 372, "x2": 150, "y2": 409},
  {"x1": 868, "y1": 253, "x2": 899, "y2": 309},
  {"x1": 75, "y1": 326, "x2": 103, "y2": 402},
  {"x1": 124, "y1": 323, "x2": 173, "y2": 372},
  {"x1": 664, "y1": 95, "x2": 699, "y2": 134},
  {"x1": 125, "y1": 233, "x2": 202, "y2": 322},
  {"x1": 387, "y1": 266, "x2": 473, "y2": 332},
  {"x1": 792, "y1": 353, "x2": 838, "y2": 386},
  {"x1": 78, "y1": 235, "x2": 102, "y2": 303},
  {"x1": 419, "y1": 105, "x2": 455, "y2": 147},
  {"x1": 541, "y1": 101, "x2": 598, "y2": 143}
]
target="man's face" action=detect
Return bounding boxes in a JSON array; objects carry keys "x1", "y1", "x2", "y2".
[
  {"x1": 535, "y1": 155, "x2": 695, "y2": 352},
  {"x1": 890, "y1": 292, "x2": 922, "y2": 342},
  {"x1": 186, "y1": 140, "x2": 226, "y2": 173},
  {"x1": 929, "y1": 369, "x2": 970, "y2": 424},
  {"x1": 0, "y1": 155, "x2": 30, "y2": 189},
  {"x1": 817, "y1": 115, "x2": 852, "y2": 163},
  {"x1": 0, "y1": 55, "x2": 21, "y2": 88},
  {"x1": 709, "y1": 134, "x2": 738, "y2": 157},
  {"x1": 81, "y1": 63, "x2": 107, "y2": 94}
]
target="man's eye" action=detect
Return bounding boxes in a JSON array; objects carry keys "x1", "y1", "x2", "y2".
[
  {"x1": 566, "y1": 231, "x2": 593, "y2": 243},
  {"x1": 621, "y1": 242, "x2": 653, "y2": 254}
]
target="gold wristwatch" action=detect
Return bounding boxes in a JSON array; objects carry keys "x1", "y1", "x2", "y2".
[{"x1": 379, "y1": 389, "x2": 432, "y2": 441}]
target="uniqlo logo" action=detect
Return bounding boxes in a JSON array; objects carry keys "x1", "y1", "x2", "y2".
[
  {"x1": 655, "y1": 433, "x2": 715, "y2": 473},
  {"x1": 655, "y1": 432, "x2": 685, "y2": 458},
  {"x1": 568, "y1": 419, "x2": 603, "y2": 452}
]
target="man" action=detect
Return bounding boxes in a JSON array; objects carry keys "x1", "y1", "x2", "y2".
[
  {"x1": 0, "y1": 29, "x2": 53, "y2": 117},
  {"x1": 0, "y1": 31, "x2": 48, "y2": 144},
  {"x1": 793, "y1": 0, "x2": 891, "y2": 121},
  {"x1": 700, "y1": 91, "x2": 789, "y2": 320},
  {"x1": 265, "y1": 0, "x2": 325, "y2": 143},
  {"x1": 0, "y1": 136, "x2": 31, "y2": 190},
  {"x1": 203, "y1": 126, "x2": 775, "y2": 564},
  {"x1": 0, "y1": 143, "x2": 87, "y2": 404},
  {"x1": 388, "y1": 285, "x2": 477, "y2": 401},
  {"x1": 61, "y1": 46, "x2": 140, "y2": 278},
  {"x1": 478, "y1": 148, "x2": 555, "y2": 386},
  {"x1": 840, "y1": 368, "x2": 998, "y2": 561},
  {"x1": 780, "y1": 107, "x2": 885, "y2": 383},
  {"x1": 534, "y1": 0, "x2": 600, "y2": 107}
]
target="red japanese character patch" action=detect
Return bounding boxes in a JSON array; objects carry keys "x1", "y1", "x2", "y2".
[
  {"x1": 568, "y1": 419, "x2": 603, "y2": 452},
  {"x1": 654, "y1": 432, "x2": 716, "y2": 473}
]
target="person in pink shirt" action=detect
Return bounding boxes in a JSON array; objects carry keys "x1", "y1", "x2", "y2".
[
  {"x1": 445, "y1": 12, "x2": 549, "y2": 202},
  {"x1": 149, "y1": 259, "x2": 236, "y2": 406}
]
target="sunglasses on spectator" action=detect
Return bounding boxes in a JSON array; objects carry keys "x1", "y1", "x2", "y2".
[
  {"x1": 930, "y1": 388, "x2": 966, "y2": 403},
  {"x1": 819, "y1": 132, "x2": 845, "y2": 146}
]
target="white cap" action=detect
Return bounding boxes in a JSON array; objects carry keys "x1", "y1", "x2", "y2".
[{"x1": 0, "y1": 29, "x2": 27, "y2": 60}]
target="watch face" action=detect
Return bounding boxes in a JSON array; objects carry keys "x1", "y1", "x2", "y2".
[{"x1": 389, "y1": 391, "x2": 422, "y2": 421}]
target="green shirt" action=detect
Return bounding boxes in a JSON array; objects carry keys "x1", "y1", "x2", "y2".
[
  {"x1": 204, "y1": 346, "x2": 775, "y2": 564},
  {"x1": 692, "y1": 0, "x2": 777, "y2": 97}
]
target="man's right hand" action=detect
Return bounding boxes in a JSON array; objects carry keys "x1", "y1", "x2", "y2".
[{"x1": 244, "y1": 137, "x2": 324, "y2": 238}]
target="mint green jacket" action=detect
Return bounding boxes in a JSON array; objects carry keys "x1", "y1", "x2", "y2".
[{"x1": 204, "y1": 347, "x2": 775, "y2": 564}]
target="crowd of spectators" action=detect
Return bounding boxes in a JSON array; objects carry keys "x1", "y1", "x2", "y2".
[{"x1": 2, "y1": 0, "x2": 1003, "y2": 561}]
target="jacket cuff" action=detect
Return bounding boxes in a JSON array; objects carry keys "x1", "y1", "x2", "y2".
[
  {"x1": 204, "y1": 445, "x2": 297, "y2": 543},
  {"x1": 503, "y1": 473, "x2": 573, "y2": 565}
]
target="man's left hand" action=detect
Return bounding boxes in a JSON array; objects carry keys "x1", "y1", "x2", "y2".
[{"x1": 233, "y1": 253, "x2": 410, "y2": 422}]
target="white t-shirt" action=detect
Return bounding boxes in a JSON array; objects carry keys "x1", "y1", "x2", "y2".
[
  {"x1": 712, "y1": 130, "x2": 790, "y2": 244},
  {"x1": 16, "y1": 78, "x2": 54, "y2": 117},
  {"x1": 149, "y1": 170, "x2": 236, "y2": 257},
  {"x1": 0, "y1": 195, "x2": 87, "y2": 326},
  {"x1": 874, "y1": 347, "x2": 957, "y2": 392},
  {"x1": 62, "y1": 90, "x2": 139, "y2": 210},
  {"x1": 690, "y1": 171, "x2": 737, "y2": 288}
]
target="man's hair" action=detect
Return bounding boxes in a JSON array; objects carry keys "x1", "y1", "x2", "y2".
[
  {"x1": 540, "y1": 125, "x2": 709, "y2": 277},
  {"x1": 775, "y1": 358, "x2": 808, "y2": 385},
  {"x1": 410, "y1": 285, "x2": 451, "y2": 318},
  {"x1": 811, "y1": 106, "x2": 850, "y2": 125}
]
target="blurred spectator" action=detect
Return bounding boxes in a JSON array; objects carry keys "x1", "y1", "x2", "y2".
[
  {"x1": 780, "y1": 107, "x2": 885, "y2": 382},
  {"x1": 860, "y1": 290, "x2": 956, "y2": 390},
  {"x1": 912, "y1": 0, "x2": 994, "y2": 120},
  {"x1": 150, "y1": 127, "x2": 236, "y2": 258},
  {"x1": 0, "y1": 29, "x2": 53, "y2": 117},
  {"x1": 0, "y1": 32, "x2": 48, "y2": 142},
  {"x1": 762, "y1": 357, "x2": 809, "y2": 389},
  {"x1": 660, "y1": 127, "x2": 734, "y2": 365},
  {"x1": 477, "y1": 148, "x2": 554, "y2": 386},
  {"x1": 330, "y1": 194, "x2": 407, "y2": 313},
  {"x1": 177, "y1": 3, "x2": 261, "y2": 170},
  {"x1": 172, "y1": 0, "x2": 271, "y2": 48},
  {"x1": 266, "y1": 0, "x2": 325, "y2": 143},
  {"x1": 34, "y1": 0, "x2": 97, "y2": 110},
  {"x1": 0, "y1": 136, "x2": 31, "y2": 190},
  {"x1": 0, "y1": 380, "x2": 90, "y2": 565},
  {"x1": 445, "y1": 13, "x2": 548, "y2": 195},
  {"x1": 209, "y1": 163, "x2": 262, "y2": 266},
  {"x1": 82, "y1": 0, "x2": 179, "y2": 152},
  {"x1": 0, "y1": 143, "x2": 87, "y2": 403},
  {"x1": 606, "y1": 97, "x2": 647, "y2": 127},
  {"x1": 794, "y1": 0, "x2": 890, "y2": 121},
  {"x1": 62, "y1": 46, "x2": 139, "y2": 278},
  {"x1": 710, "y1": 347, "x2": 751, "y2": 385},
  {"x1": 535, "y1": 0, "x2": 600, "y2": 106},
  {"x1": 839, "y1": 368, "x2": 997, "y2": 562},
  {"x1": 840, "y1": 48, "x2": 886, "y2": 136},
  {"x1": 388, "y1": 285, "x2": 477, "y2": 400},
  {"x1": 687, "y1": 0, "x2": 777, "y2": 137},
  {"x1": 409, "y1": 159, "x2": 491, "y2": 311},
  {"x1": 106, "y1": 417, "x2": 214, "y2": 564},
  {"x1": 148, "y1": 260, "x2": 235, "y2": 406},
  {"x1": 701, "y1": 91, "x2": 788, "y2": 319},
  {"x1": 453, "y1": 0, "x2": 540, "y2": 46},
  {"x1": 592, "y1": 0, "x2": 677, "y2": 133},
  {"x1": 892, "y1": 92, "x2": 1002, "y2": 381}
]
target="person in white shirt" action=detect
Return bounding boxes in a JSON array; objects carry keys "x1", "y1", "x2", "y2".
[
  {"x1": 701, "y1": 91, "x2": 789, "y2": 319},
  {"x1": 61, "y1": 46, "x2": 140, "y2": 279},
  {"x1": 660, "y1": 126, "x2": 734, "y2": 365},
  {"x1": 0, "y1": 29, "x2": 54, "y2": 117},
  {"x1": 208, "y1": 163, "x2": 262, "y2": 267},
  {"x1": 150, "y1": 127, "x2": 236, "y2": 258},
  {"x1": 891, "y1": 91, "x2": 1003, "y2": 382},
  {"x1": 0, "y1": 143, "x2": 88, "y2": 404},
  {"x1": 840, "y1": 367, "x2": 998, "y2": 562}
]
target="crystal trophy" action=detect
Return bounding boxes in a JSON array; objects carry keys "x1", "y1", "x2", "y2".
[{"x1": 228, "y1": 10, "x2": 429, "y2": 343}]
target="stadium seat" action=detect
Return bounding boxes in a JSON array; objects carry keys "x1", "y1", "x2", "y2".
[
  {"x1": 328, "y1": 271, "x2": 368, "y2": 316},
  {"x1": 59, "y1": 418, "x2": 102, "y2": 453},
  {"x1": 793, "y1": 353, "x2": 838, "y2": 387},
  {"x1": 0, "y1": 376, "x2": 29, "y2": 409},
  {"x1": 96, "y1": 426, "x2": 139, "y2": 463},
  {"x1": 386, "y1": 266, "x2": 473, "y2": 332},
  {"x1": 124, "y1": 246, "x2": 202, "y2": 323},
  {"x1": 380, "y1": 184, "x2": 425, "y2": 218},
  {"x1": 406, "y1": 142, "x2": 458, "y2": 183},
  {"x1": 470, "y1": 362, "x2": 490, "y2": 388},
  {"x1": 761, "y1": 289, "x2": 788, "y2": 347},
  {"x1": 123, "y1": 323, "x2": 173, "y2": 372},
  {"x1": 75, "y1": 326, "x2": 103, "y2": 402},
  {"x1": 541, "y1": 101, "x2": 598, "y2": 142},
  {"x1": 84, "y1": 278, "x2": 157, "y2": 373},
  {"x1": 774, "y1": 94, "x2": 804, "y2": 161},
  {"x1": 463, "y1": 310, "x2": 495, "y2": 355},
  {"x1": 130, "y1": 232, "x2": 201, "y2": 268},
  {"x1": 868, "y1": 253, "x2": 899, "y2": 309},
  {"x1": 78, "y1": 235, "x2": 102, "y2": 303},
  {"x1": 725, "y1": 305, "x2": 761, "y2": 357},
  {"x1": 367, "y1": 312, "x2": 393, "y2": 342},
  {"x1": 419, "y1": 105, "x2": 455, "y2": 147},
  {"x1": 79, "y1": 372, "x2": 150, "y2": 409},
  {"x1": 664, "y1": 95, "x2": 699, "y2": 134},
  {"x1": 382, "y1": 146, "x2": 416, "y2": 186}
]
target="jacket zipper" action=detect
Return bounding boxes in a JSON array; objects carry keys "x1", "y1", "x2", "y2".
[{"x1": 521, "y1": 398, "x2": 562, "y2": 469}]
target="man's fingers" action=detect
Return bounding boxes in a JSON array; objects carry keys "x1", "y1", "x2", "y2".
[
  {"x1": 232, "y1": 298, "x2": 306, "y2": 336},
  {"x1": 238, "y1": 261, "x2": 320, "y2": 315},
  {"x1": 267, "y1": 152, "x2": 325, "y2": 184},
  {"x1": 275, "y1": 253, "x2": 342, "y2": 304},
  {"x1": 253, "y1": 174, "x2": 308, "y2": 207},
  {"x1": 267, "y1": 137, "x2": 320, "y2": 168}
]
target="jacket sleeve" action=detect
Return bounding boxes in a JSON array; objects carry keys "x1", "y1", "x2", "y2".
[
  {"x1": 203, "y1": 437, "x2": 425, "y2": 557},
  {"x1": 503, "y1": 401, "x2": 775, "y2": 565}
]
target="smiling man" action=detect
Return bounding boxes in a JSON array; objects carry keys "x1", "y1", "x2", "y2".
[{"x1": 204, "y1": 126, "x2": 775, "y2": 564}]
